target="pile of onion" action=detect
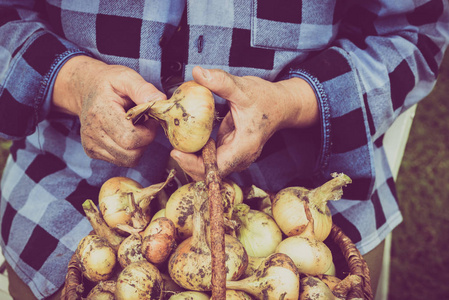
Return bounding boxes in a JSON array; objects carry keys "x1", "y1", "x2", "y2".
[{"x1": 72, "y1": 169, "x2": 360, "y2": 300}]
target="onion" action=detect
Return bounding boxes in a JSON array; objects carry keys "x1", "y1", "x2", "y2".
[
  {"x1": 76, "y1": 235, "x2": 117, "y2": 282},
  {"x1": 226, "y1": 253, "x2": 300, "y2": 300},
  {"x1": 168, "y1": 191, "x2": 248, "y2": 291},
  {"x1": 142, "y1": 233, "x2": 177, "y2": 265},
  {"x1": 225, "y1": 290, "x2": 252, "y2": 299},
  {"x1": 168, "y1": 291, "x2": 210, "y2": 300},
  {"x1": 98, "y1": 170, "x2": 175, "y2": 231},
  {"x1": 243, "y1": 185, "x2": 273, "y2": 217},
  {"x1": 115, "y1": 261, "x2": 164, "y2": 300},
  {"x1": 300, "y1": 276, "x2": 341, "y2": 300},
  {"x1": 150, "y1": 208, "x2": 166, "y2": 222},
  {"x1": 82, "y1": 199, "x2": 124, "y2": 251},
  {"x1": 126, "y1": 81, "x2": 215, "y2": 153},
  {"x1": 275, "y1": 202, "x2": 333, "y2": 275},
  {"x1": 160, "y1": 272, "x2": 185, "y2": 299},
  {"x1": 272, "y1": 173, "x2": 351, "y2": 241},
  {"x1": 117, "y1": 233, "x2": 146, "y2": 268},
  {"x1": 86, "y1": 280, "x2": 116, "y2": 300},
  {"x1": 165, "y1": 180, "x2": 238, "y2": 241},
  {"x1": 321, "y1": 274, "x2": 342, "y2": 291},
  {"x1": 232, "y1": 203, "x2": 282, "y2": 257},
  {"x1": 241, "y1": 256, "x2": 265, "y2": 279},
  {"x1": 142, "y1": 217, "x2": 176, "y2": 238}
]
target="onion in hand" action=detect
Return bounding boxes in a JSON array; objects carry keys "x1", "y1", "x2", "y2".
[{"x1": 126, "y1": 81, "x2": 215, "y2": 153}]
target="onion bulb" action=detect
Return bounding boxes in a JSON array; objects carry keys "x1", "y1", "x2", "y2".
[
  {"x1": 168, "y1": 291, "x2": 210, "y2": 300},
  {"x1": 225, "y1": 290, "x2": 252, "y2": 300},
  {"x1": 241, "y1": 256, "x2": 265, "y2": 279},
  {"x1": 115, "y1": 261, "x2": 164, "y2": 300},
  {"x1": 76, "y1": 235, "x2": 117, "y2": 282},
  {"x1": 275, "y1": 203, "x2": 333, "y2": 275},
  {"x1": 98, "y1": 170, "x2": 175, "y2": 231},
  {"x1": 300, "y1": 276, "x2": 342, "y2": 300},
  {"x1": 117, "y1": 233, "x2": 146, "y2": 268},
  {"x1": 232, "y1": 203, "x2": 282, "y2": 257},
  {"x1": 126, "y1": 81, "x2": 215, "y2": 153},
  {"x1": 86, "y1": 280, "x2": 116, "y2": 300},
  {"x1": 272, "y1": 173, "x2": 351, "y2": 241},
  {"x1": 165, "y1": 180, "x2": 238, "y2": 240},
  {"x1": 168, "y1": 190, "x2": 248, "y2": 291},
  {"x1": 226, "y1": 253, "x2": 300, "y2": 300}
]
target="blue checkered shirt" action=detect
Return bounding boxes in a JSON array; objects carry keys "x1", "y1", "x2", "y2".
[{"x1": 1, "y1": 0, "x2": 448, "y2": 298}]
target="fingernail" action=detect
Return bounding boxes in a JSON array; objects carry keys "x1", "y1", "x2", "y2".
[{"x1": 199, "y1": 66, "x2": 211, "y2": 80}]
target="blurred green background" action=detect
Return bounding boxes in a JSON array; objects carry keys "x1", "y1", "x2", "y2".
[{"x1": 0, "y1": 53, "x2": 448, "y2": 299}]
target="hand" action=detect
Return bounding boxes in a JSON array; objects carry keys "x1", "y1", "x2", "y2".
[
  {"x1": 52, "y1": 55, "x2": 166, "y2": 166},
  {"x1": 171, "y1": 66, "x2": 319, "y2": 181}
]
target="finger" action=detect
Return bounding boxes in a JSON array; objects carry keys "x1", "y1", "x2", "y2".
[
  {"x1": 113, "y1": 68, "x2": 167, "y2": 105},
  {"x1": 82, "y1": 127, "x2": 147, "y2": 167},
  {"x1": 192, "y1": 66, "x2": 245, "y2": 101},
  {"x1": 102, "y1": 101, "x2": 158, "y2": 149},
  {"x1": 170, "y1": 149, "x2": 205, "y2": 182}
]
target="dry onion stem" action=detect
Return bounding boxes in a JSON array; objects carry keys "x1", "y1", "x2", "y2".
[{"x1": 202, "y1": 138, "x2": 226, "y2": 300}]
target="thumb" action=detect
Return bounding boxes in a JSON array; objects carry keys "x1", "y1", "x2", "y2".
[
  {"x1": 116, "y1": 69, "x2": 166, "y2": 105},
  {"x1": 192, "y1": 66, "x2": 243, "y2": 101}
]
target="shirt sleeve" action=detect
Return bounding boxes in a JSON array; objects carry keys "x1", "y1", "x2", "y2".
[
  {"x1": 280, "y1": 0, "x2": 449, "y2": 200},
  {"x1": 0, "y1": 3, "x2": 91, "y2": 140}
]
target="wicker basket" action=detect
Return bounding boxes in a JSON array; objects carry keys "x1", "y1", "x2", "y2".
[
  {"x1": 61, "y1": 140, "x2": 372, "y2": 299},
  {"x1": 60, "y1": 223, "x2": 372, "y2": 300}
]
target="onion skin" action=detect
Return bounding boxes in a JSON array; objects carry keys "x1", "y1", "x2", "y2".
[
  {"x1": 99, "y1": 177, "x2": 145, "y2": 229},
  {"x1": 142, "y1": 217, "x2": 176, "y2": 238},
  {"x1": 226, "y1": 253, "x2": 300, "y2": 300},
  {"x1": 126, "y1": 81, "x2": 215, "y2": 153},
  {"x1": 142, "y1": 233, "x2": 177, "y2": 264},
  {"x1": 86, "y1": 280, "x2": 116, "y2": 300},
  {"x1": 225, "y1": 290, "x2": 252, "y2": 299},
  {"x1": 117, "y1": 234, "x2": 146, "y2": 268},
  {"x1": 275, "y1": 233, "x2": 333, "y2": 276},
  {"x1": 168, "y1": 291, "x2": 210, "y2": 300},
  {"x1": 300, "y1": 276, "x2": 342, "y2": 300},
  {"x1": 233, "y1": 203, "x2": 282, "y2": 257},
  {"x1": 115, "y1": 261, "x2": 164, "y2": 300},
  {"x1": 76, "y1": 235, "x2": 117, "y2": 282},
  {"x1": 168, "y1": 234, "x2": 248, "y2": 291},
  {"x1": 272, "y1": 173, "x2": 351, "y2": 241},
  {"x1": 165, "y1": 181, "x2": 237, "y2": 241}
]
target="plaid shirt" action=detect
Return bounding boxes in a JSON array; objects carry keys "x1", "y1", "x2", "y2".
[{"x1": 1, "y1": 0, "x2": 448, "y2": 298}]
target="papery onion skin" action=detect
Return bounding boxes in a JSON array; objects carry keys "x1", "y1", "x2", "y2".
[
  {"x1": 168, "y1": 234, "x2": 248, "y2": 291},
  {"x1": 142, "y1": 233, "x2": 177, "y2": 264},
  {"x1": 300, "y1": 276, "x2": 340, "y2": 300},
  {"x1": 115, "y1": 261, "x2": 164, "y2": 300},
  {"x1": 272, "y1": 186, "x2": 332, "y2": 241},
  {"x1": 168, "y1": 291, "x2": 210, "y2": 300},
  {"x1": 275, "y1": 234, "x2": 333, "y2": 276},
  {"x1": 126, "y1": 81, "x2": 215, "y2": 153},
  {"x1": 117, "y1": 234, "x2": 146, "y2": 269},
  {"x1": 86, "y1": 280, "x2": 116, "y2": 300},
  {"x1": 225, "y1": 289, "x2": 252, "y2": 299},
  {"x1": 165, "y1": 181, "x2": 237, "y2": 241},
  {"x1": 76, "y1": 235, "x2": 117, "y2": 282},
  {"x1": 233, "y1": 203, "x2": 282, "y2": 257},
  {"x1": 226, "y1": 253, "x2": 300, "y2": 300}
]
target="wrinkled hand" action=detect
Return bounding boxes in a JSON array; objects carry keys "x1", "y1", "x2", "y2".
[
  {"x1": 171, "y1": 66, "x2": 319, "y2": 181},
  {"x1": 52, "y1": 55, "x2": 166, "y2": 166}
]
